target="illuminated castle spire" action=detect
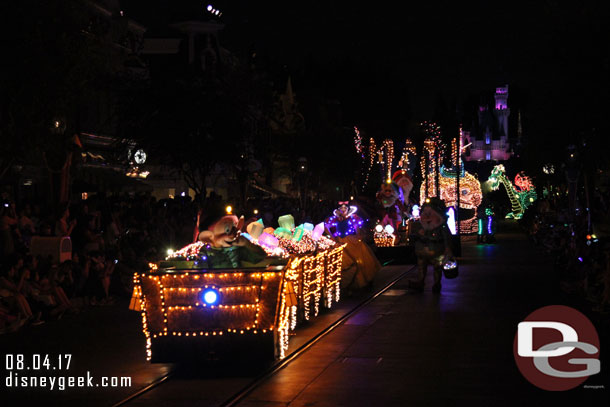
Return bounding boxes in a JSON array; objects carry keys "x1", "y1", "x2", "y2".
[{"x1": 462, "y1": 84, "x2": 513, "y2": 162}]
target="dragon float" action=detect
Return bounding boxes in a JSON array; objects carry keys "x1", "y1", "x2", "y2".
[{"x1": 487, "y1": 165, "x2": 537, "y2": 219}]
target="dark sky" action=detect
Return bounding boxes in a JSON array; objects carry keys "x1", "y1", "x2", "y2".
[{"x1": 125, "y1": 1, "x2": 609, "y2": 145}]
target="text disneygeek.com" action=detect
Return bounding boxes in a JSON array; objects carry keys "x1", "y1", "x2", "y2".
[{"x1": 4, "y1": 354, "x2": 132, "y2": 391}]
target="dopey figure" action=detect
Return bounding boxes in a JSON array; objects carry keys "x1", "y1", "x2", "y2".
[{"x1": 197, "y1": 207, "x2": 268, "y2": 268}]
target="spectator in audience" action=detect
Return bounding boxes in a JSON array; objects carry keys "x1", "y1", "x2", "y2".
[
  {"x1": 18, "y1": 204, "x2": 36, "y2": 249},
  {"x1": 0, "y1": 255, "x2": 44, "y2": 325},
  {"x1": 55, "y1": 204, "x2": 77, "y2": 237}
]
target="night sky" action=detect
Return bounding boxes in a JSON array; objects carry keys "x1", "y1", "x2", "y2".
[{"x1": 125, "y1": 1, "x2": 609, "y2": 153}]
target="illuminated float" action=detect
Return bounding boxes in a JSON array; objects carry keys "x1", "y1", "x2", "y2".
[
  {"x1": 325, "y1": 202, "x2": 381, "y2": 290},
  {"x1": 354, "y1": 126, "x2": 415, "y2": 247},
  {"x1": 131, "y1": 214, "x2": 345, "y2": 362},
  {"x1": 432, "y1": 165, "x2": 482, "y2": 234},
  {"x1": 487, "y1": 165, "x2": 537, "y2": 219},
  {"x1": 419, "y1": 131, "x2": 482, "y2": 234}
]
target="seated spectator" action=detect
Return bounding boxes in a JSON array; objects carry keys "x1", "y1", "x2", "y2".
[
  {"x1": 0, "y1": 255, "x2": 44, "y2": 325},
  {"x1": 0, "y1": 302, "x2": 26, "y2": 334},
  {"x1": 45, "y1": 263, "x2": 76, "y2": 315}
]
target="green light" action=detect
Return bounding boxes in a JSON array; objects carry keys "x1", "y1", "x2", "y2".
[{"x1": 478, "y1": 219, "x2": 483, "y2": 235}]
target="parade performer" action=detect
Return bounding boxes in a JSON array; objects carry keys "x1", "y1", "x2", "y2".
[
  {"x1": 197, "y1": 207, "x2": 269, "y2": 268},
  {"x1": 375, "y1": 181, "x2": 403, "y2": 230},
  {"x1": 325, "y1": 202, "x2": 381, "y2": 293},
  {"x1": 392, "y1": 170, "x2": 414, "y2": 210},
  {"x1": 408, "y1": 197, "x2": 453, "y2": 293}
]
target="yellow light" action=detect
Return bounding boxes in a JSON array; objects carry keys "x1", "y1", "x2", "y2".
[
  {"x1": 166, "y1": 248, "x2": 174, "y2": 256},
  {"x1": 253, "y1": 209, "x2": 259, "y2": 215},
  {"x1": 226, "y1": 205, "x2": 232, "y2": 214},
  {"x1": 137, "y1": 242, "x2": 346, "y2": 362}
]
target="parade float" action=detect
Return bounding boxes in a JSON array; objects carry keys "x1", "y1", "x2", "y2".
[
  {"x1": 487, "y1": 164, "x2": 537, "y2": 219},
  {"x1": 130, "y1": 214, "x2": 346, "y2": 362},
  {"x1": 419, "y1": 130, "x2": 482, "y2": 234},
  {"x1": 353, "y1": 127, "x2": 417, "y2": 247},
  {"x1": 430, "y1": 165, "x2": 482, "y2": 234},
  {"x1": 325, "y1": 202, "x2": 381, "y2": 290}
]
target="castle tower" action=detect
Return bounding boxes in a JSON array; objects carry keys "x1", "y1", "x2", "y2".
[{"x1": 494, "y1": 85, "x2": 510, "y2": 138}]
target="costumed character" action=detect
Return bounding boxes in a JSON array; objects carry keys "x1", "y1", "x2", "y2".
[
  {"x1": 477, "y1": 207, "x2": 497, "y2": 244},
  {"x1": 197, "y1": 207, "x2": 271, "y2": 268},
  {"x1": 375, "y1": 181, "x2": 403, "y2": 231},
  {"x1": 392, "y1": 170, "x2": 414, "y2": 211},
  {"x1": 408, "y1": 197, "x2": 452, "y2": 293},
  {"x1": 325, "y1": 202, "x2": 381, "y2": 292}
]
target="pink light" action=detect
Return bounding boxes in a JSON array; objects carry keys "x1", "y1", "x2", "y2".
[
  {"x1": 258, "y1": 233, "x2": 279, "y2": 248},
  {"x1": 312, "y1": 223, "x2": 325, "y2": 241}
]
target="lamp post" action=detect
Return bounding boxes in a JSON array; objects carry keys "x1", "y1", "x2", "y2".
[{"x1": 297, "y1": 157, "x2": 308, "y2": 209}]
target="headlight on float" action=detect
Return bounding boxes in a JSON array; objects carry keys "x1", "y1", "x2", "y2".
[{"x1": 201, "y1": 288, "x2": 220, "y2": 306}]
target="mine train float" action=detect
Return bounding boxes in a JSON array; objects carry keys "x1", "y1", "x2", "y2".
[{"x1": 132, "y1": 243, "x2": 346, "y2": 362}]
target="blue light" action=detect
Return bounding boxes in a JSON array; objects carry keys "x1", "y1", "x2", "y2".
[
  {"x1": 577, "y1": 257, "x2": 583, "y2": 263},
  {"x1": 202, "y1": 288, "x2": 220, "y2": 305},
  {"x1": 446, "y1": 207, "x2": 457, "y2": 235},
  {"x1": 412, "y1": 204, "x2": 420, "y2": 218}
]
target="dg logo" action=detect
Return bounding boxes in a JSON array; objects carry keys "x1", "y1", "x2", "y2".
[{"x1": 513, "y1": 305, "x2": 601, "y2": 391}]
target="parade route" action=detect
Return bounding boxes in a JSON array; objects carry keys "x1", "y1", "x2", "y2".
[
  {"x1": 1, "y1": 252, "x2": 412, "y2": 406},
  {"x1": 233, "y1": 230, "x2": 609, "y2": 407},
  {"x1": 5, "y1": 226, "x2": 607, "y2": 406}
]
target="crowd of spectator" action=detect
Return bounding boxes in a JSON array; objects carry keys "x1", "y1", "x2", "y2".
[
  {"x1": 523, "y1": 186, "x2": 610, "y2": 317},
  {"x1": 0, "y1": 192, "x2": 339, "y2": 334}
]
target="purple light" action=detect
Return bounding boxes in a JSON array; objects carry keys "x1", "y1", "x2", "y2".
[
  {"x1": 577, "y1": 257, "x2": 583, "y2": 263},
  {"x1": 259, "y1": 233, "x2": 279, "y2": 248},
  {"x1": 487, "y1": 216, "x2": 493, "y2": 235}
]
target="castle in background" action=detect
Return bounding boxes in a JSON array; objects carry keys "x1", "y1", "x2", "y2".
[{"x1": 461, "y1": 85, "x2": 520, "y2": 162}]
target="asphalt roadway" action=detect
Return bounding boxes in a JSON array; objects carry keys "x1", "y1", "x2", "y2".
[{"x1": 2, "y1": 226, "x2": 608, "y2": 406}]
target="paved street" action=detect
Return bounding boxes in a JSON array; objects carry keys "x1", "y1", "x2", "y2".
[
  {"x1": 237, "y1": 229, "x2": 609, "y2": 406},
  {"x1": 2, "y1": 226, "x2": 608, "y2": 406}
]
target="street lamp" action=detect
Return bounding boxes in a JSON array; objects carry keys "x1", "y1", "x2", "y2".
[
  {"x1": 297, "y1": 157, "x2": 308, "y2": 206},
  {"x1": 298, "y1": 157, "x2": 308, "y2": 173}
]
